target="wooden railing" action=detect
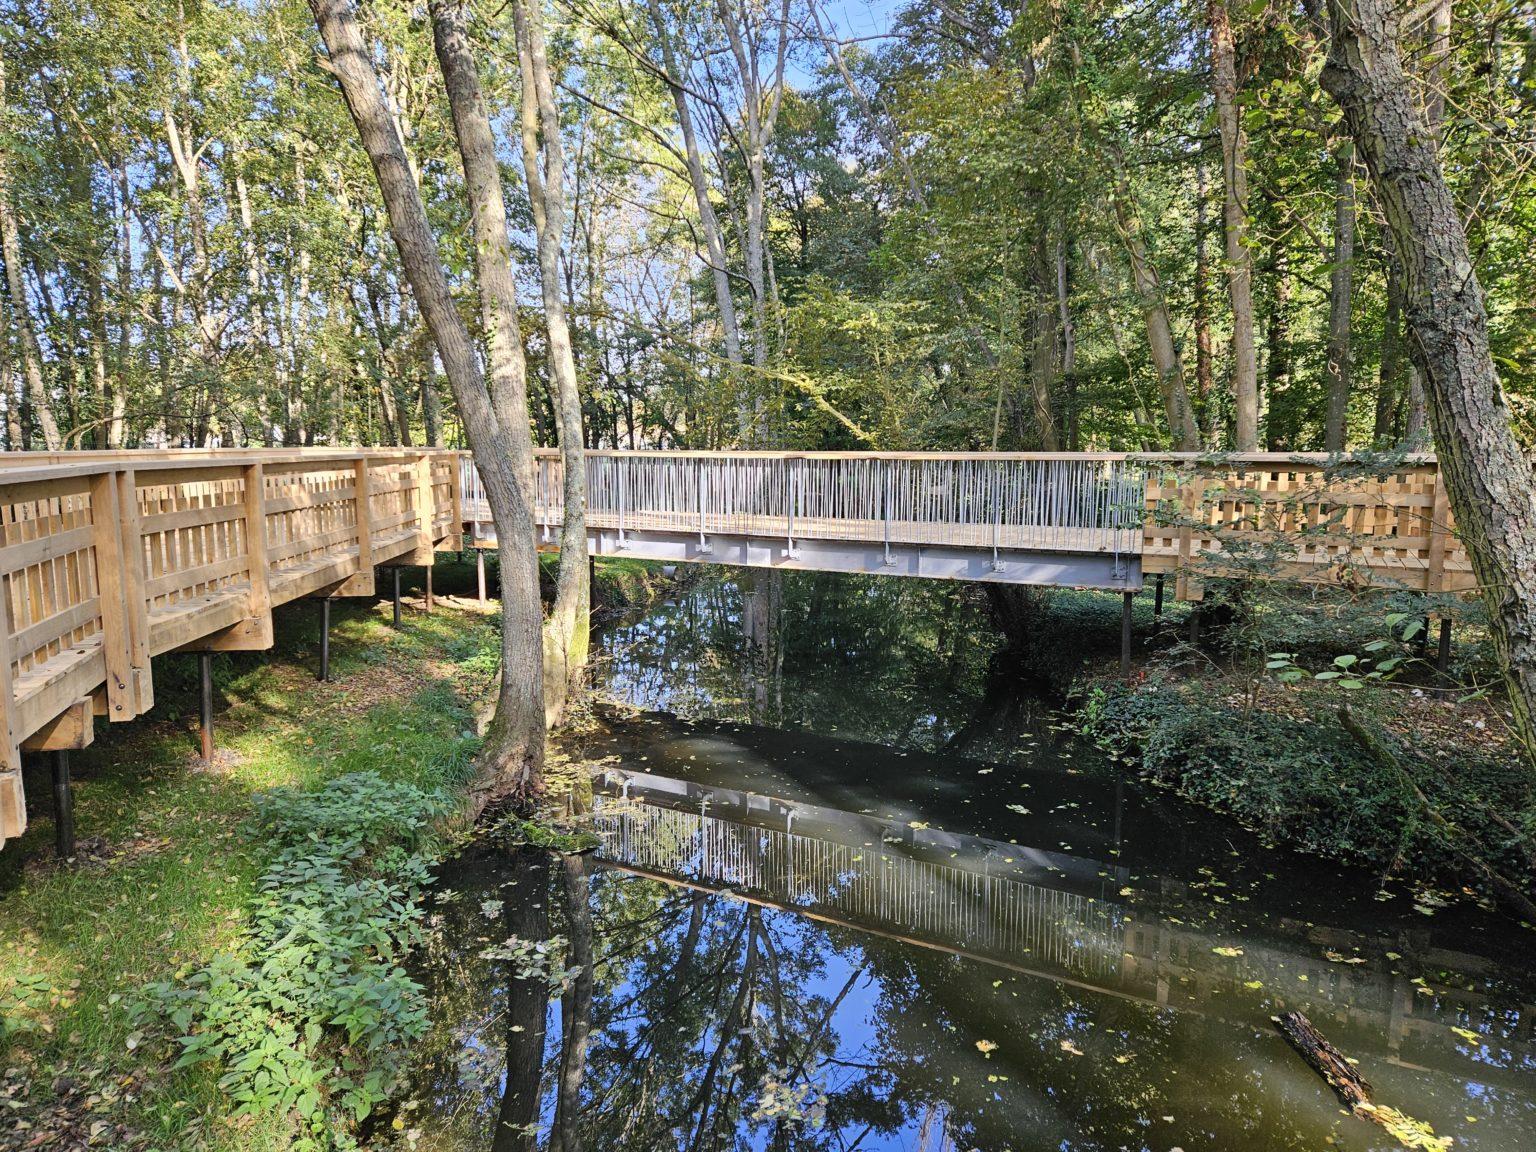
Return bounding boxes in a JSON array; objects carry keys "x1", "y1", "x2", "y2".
[
  {"x1": 462, "y1": 450, "x2": 1471, "y2": 598},
  {"x1": 0, "y1": 449, "x2": 463, "y2": 848}
]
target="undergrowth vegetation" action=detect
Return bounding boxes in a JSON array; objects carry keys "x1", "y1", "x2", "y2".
[{"x1": 0, "y1": 571, "x2": 500, "y2": 1150}]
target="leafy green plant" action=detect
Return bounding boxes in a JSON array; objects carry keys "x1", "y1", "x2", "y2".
[{"x1": 136, "y1": 773, "x2": 449, "y2": 1149}]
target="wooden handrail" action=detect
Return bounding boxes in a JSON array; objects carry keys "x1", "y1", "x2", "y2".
[{"x1": 0, "y1": 448, "x2": 465, "y2": 850}]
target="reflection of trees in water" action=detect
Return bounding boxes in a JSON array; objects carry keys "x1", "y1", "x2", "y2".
[
  {"x1": 411, "y1": 836, "x2": 1536, "y2": 1152},
  {"x1": 601, "y1": 571, "x2": 1051, "y2": 752}
]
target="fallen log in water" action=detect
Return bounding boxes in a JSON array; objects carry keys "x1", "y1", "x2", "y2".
[
  {"x1": 1274, "y1": 1011, "x2": 1451, "y2": 1150},
  {"x1": 1274, "y1": 1010, "x2": 1373, "y2": 1110}
]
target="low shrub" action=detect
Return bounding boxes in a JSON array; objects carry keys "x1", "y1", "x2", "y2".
[
  {"x1": 1081, "y1": 681, "x2": 1535, "y2": 892},
  {"x1": 136, "y1": 772, "x2": 449, "y2": 1149}
]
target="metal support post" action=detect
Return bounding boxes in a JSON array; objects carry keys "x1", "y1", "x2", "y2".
[
  {"x1": 1120, "y1": 591, "x2": 1134, "y2": 676},
  {"x1": 1437, "y1": 617, "x2": 1453, "y2": 677},
  {"x1": 1153, "y1": 574, "x2": 1165, "y2": 619},
  {"x1": 319, "y1": 599, "x2": 331, "y2": 682},
  {"x1": 393, "y1": 568, "x2": 402, "y2": 627},
  {"x1": 477, "y1": 549, "x2": 487, "y2": 604},
  {"x1": 425, "y1": 565, "x2": 434, "y2": 612},
  {"x1": 199, "y1": 652, "x2": 214, "y2": 761},
  {"x1": 52, "y1": 751, "x2": 75, "y2": 860}
]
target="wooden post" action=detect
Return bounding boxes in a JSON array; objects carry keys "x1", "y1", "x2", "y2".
[
  {"x1": 88, "y1": 470, "x2": 137, "y2": 723},
  {"x1": 200, "y1": 462, "x2": 274, "y2": 652},
  {"x1": 0, "y1": 577, "x2": 23, "y2": 844},
  {"x1": 115, "y1": 469, "x2": 153, "y2": 712},
  {"x1": 446, "y1": 451, "x2": 464, "y2": 551},
  {"x1": 335, "y1": 455, "x2": 376, "y2": 597},
  {"x1": 52, "y1": 750, "x2": 74, "y2": 860},
  {"x1": 411, "y1": 452, "x2": 436, "y2": 564}
]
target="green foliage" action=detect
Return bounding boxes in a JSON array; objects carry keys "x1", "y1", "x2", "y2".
[
  {"x1": 135, "y1": 773, "x2": 449, "y2": 1149},
  {"x1": 1083, "y1": 681, "x2": 1535, "y2": 889}
]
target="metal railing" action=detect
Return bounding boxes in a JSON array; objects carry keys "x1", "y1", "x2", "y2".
[{"x1": 461, "y1": 452, "x2": 1148, "y2": 558}]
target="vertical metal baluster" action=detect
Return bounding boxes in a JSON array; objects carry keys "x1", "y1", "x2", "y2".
[{"x1": 617, "y1": 456, "x2": 627, "y2": 548}]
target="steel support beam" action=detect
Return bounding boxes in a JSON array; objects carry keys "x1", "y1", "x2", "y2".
[
  {"x1": 393, "y1": 568, "x2": 402, "y2": 628},
  {"x1": 52, "y1": 751, "x2": 74, "y2": 860},
  {"x1": 1120, "y1": 592, "x2": 1134, "y2": 676},
  {"x1": 199, "y1": 652, "x2": 214, "y2": 762},
  {"x1": 477, "y1": 549, "x2": 486, "y2": 604},
  {"x1": 319, "y1": 599, "x2": 331, "y2": 682}
]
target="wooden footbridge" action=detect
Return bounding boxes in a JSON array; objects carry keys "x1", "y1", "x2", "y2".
[{"x1": 0, "y1": 447, "x2": 1469, "y2": 852}]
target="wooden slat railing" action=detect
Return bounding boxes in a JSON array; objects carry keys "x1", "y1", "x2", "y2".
[{"x1": 0, "y1": 449, "x2": 464, "y2": 849}]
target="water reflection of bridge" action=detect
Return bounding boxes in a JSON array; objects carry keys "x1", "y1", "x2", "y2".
[{"x1": 593, "y1": 770, "x2": 1536, "y2": 1086}]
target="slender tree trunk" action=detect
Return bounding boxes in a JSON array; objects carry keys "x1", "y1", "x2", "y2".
[
  {"x1": 1322, "y1": 0, "x2": 1536, "y2": 760},
  {"x1": 1109, "y1": 164, "x2": 1200, "y2": 449},
  {"x1": 1208, "y1": 0, "x2": 1259, "y2": 449},
  {"x1": 509, "y1": 0, "x2": 590, "y2": 722},
  {"x1": 0, "y1": 57, "x2": 62, "y2": 450},
  {"x1": 550, "y1": 852, "x2": 593, "y2": 1152},
  {"x1": 1323, "y1": 140, "x2": 1355, "y2": 451},
  {"x1": 1264, "y1": 250, "x2": 1295, "y2": 449},
  {"x1": 312, "y1": 0, "x2": 545, "y2": 801},
  {"x1": 1194, "y1": 159, "x2": 1215, "y2": 432},
  {"x1": 1375, "y1": 236, "x2": 1406, "y2": 444}
]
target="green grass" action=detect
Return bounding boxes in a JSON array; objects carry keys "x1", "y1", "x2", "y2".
[{"x1": 0, "y1": 571, "x2": 500, "y2": 1150}]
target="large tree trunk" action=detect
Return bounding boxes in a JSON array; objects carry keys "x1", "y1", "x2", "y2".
[
  {"x1": 1321, "y1": 0, "x2": 1536, "y2": 759},
  {"x1": 1208, "y1": 0, "x2": 1259, "y2": 449},
  {"x1": 510, "y1": 0, "x2": 590, "y2": 723},
  {"x1": 1323, "y1": 140, "x2": 1356, "y2": 452},
  {"x1": 312, "y1": 0, "x2": 546, "y2": 802}
]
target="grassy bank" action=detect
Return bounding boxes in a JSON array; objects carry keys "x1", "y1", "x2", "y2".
[
  {"x1": 0, "y1": 569, "x2": 499, "y2": 1149},
  {"x1": 1045, "y1": 584, "x2": 1536, "y2": 917}
]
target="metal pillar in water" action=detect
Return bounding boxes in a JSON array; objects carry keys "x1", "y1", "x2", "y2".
[
  {"x1": 198, "y1": 651, "x2": 214, "y2": 761},
  {"x1": 52, "y1": 751, "x2": 75, "y2": 860},
  {"x1": 1120, "y1": 592, "x2": 1134, "y2": 676},
  {"x1": 319, "y1": 599, "x2": 331, "y2": 682}
]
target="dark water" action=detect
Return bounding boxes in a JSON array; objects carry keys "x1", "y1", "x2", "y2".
[{"x1": 406, "y1": 574, "x2": 1536, "y2": 1152}]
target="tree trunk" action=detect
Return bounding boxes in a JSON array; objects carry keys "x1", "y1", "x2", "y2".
[
  {"x1": 1194, "y1": 160, "x2": 1215, "y2": 432},
  {"x1": 1323, "y1": 140, "x2": 1355, "y2": 452},
  {"x1": 0, "y1": 56, "x2": 62, "y2": 450},
  {"x1": 1208, "y1": 0, "x2": 1259, "y2": 449},
  {"x1": 1109, "y1": 165, "x2": 1200, "y2": 450},
  {"x1": 509, "y1": 0, "x2": 591, "y2": 723},
  {"x1": 1321, "y1": 0, "x2": 1536, "y2": 760},
  {"x1": 312, "y1": 0, "x2": 546, "y2": 802}
]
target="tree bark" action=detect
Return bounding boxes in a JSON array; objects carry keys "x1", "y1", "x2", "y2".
[
  {"x1": 509, "y1": 0, "x2": 590, "y2": 723},
  {"x1": 312, "y1": 0, "x2": 545, "y2": 801},
  {"x1": 1208, "y1": 0, "x2": 1259, "y2": 449},
  {"x1": 1322, "y1": 0, "x2": 1536, "y2": 760},
  {"x1": 1109, "y1": 164, "x2": 1200, "y2": 450},
  {"x1": 1323, "y1": 140, "x2": 1355, "y2": 452},
  {"x1": 0, "y1": 54, "x2": 62, "y2": 450}
]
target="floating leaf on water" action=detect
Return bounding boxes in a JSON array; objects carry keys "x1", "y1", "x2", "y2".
[
  {"x1": 1451, "y1": 1027, "x2": 1481, "y2": 1043},
  {"x1": 1059, "y1": 1040, "x2": 1084, "y2": 1056},
  {"x1": 1212, "y1": 946, "x2": 1244, "y2": 957},
  {"x1": 976, "y1": 1039, "x2": 997, "y2": 1054}
]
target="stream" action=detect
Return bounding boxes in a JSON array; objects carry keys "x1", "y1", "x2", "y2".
[{"x1": 405, "y1": 572, "x2": 1536, "y2": 1151}]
